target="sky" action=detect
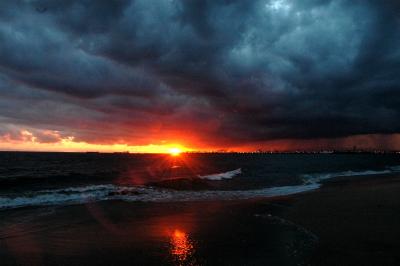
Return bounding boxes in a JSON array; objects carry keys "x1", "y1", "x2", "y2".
[{"x1": 0, "y1": 0, "x2": 400, "y2": 152}]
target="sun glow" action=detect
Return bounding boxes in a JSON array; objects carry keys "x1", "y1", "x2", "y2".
[{"x1": 168, "y1": 147, "x2": 182, "y2": 156}]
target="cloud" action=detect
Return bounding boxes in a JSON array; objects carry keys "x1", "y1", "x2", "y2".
[{"x1": 0, "y1": 0, "x2": 399, "y2": 149}]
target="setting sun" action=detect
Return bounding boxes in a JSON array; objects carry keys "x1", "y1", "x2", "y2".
[{"x1": 169, "y1": 147, "x2": 182, "y2": 156}]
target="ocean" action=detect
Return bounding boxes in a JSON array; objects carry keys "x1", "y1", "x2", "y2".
[{"x1": 1, "y1": 152, "x2": 399, "y2": 210}]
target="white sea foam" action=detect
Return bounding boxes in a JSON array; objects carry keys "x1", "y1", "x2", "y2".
[
  {"x1": 0, "y1": 182, "x2": 319, "y2": 210},
  {"x1": 389, "y1": 165, "x2": 400, "y2": 171},
  {"x1": 198, "y1": 168, "x2": 242, "y2": 180},
  {"x1": 301, "y1": 167, "x2": 400, "y2": 184}
]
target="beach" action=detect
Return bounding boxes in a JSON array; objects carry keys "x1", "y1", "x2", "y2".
[
  {"x1": 1, "y1": 173, "x2": 400, "y2": 265},
  {"x1": 282, "y1": 174, "x2": 400, "y2": 265}
]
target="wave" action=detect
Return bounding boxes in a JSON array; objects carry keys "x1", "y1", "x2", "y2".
[
  {"x1": 0, "y1": 182, "x2": 319, "y2": 210},
  {"x1": 147, "y1": 168, "x2": 243, "y2": 190},
  {"x1": 2, "y1": 165, "x2": 399, "y2": 210},
  {"x1": 389, "y1": 165, "x2": 400, "y2": 171},
  {"x1": 198, "y1": 168, "x2": 241, "y2": 180},
  {"x1": 301, "y1": 167, "x2": 400, "y2": 184}
]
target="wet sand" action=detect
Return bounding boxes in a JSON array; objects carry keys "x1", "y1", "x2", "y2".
[
  {"x1": 1, "y1": 174, "x2": 400, "y2": 265},
  {"x1": 281, "y1": 174, "x2": 400, "y2": 266},
  {"x1": 0, "y1": 200, "x2": 316, "y2": 265}
]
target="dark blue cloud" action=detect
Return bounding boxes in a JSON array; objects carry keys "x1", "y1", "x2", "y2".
[{"x1": 0, "y1": 0, "x2": 399, "y2": 146}]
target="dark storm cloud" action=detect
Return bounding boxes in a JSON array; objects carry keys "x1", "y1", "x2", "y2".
[{"x1": 0, "y1": 0, "x2": 399, "y2": 147}]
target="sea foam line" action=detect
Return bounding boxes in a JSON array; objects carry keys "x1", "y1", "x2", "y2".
[
  {"x1": 301, "y1": 167, "x2": 400, "y2": 184},
  {"x1": 0, "y1": 183, "x2": 319, "y2": 210}
]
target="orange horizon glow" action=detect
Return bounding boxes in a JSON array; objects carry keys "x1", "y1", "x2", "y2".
[
  {"x1": 0, "y1": 141, "x2": 193, "y2": 153},
  {"x1": 2, "y1": 129, "x2": 400, "y2": 153},
  {"x1": 0, "y1": 130, "x2": 195, "y2": 153}
]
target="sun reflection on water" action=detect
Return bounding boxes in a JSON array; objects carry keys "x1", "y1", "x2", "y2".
[{"x1": 169, "y1": 229, "x2": 195, "y2": 264}]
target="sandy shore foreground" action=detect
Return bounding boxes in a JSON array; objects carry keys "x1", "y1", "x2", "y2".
[
  {"x1": 1, "y1": 174, "x2": 400, "y2": 265},
  {"x1": 281, "y1": 174, "x2": 400, "y2": 266}
]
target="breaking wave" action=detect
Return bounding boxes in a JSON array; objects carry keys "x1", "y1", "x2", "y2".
[
  {"x1": 0, "y1": 183, "x2": 319, "y2": 210},
  {"x1": 301, "y1": 166, "x2": 400, "y2": 184},
  {"x1": 198, "y1": 168, "x2": 242, "y2": 180}
]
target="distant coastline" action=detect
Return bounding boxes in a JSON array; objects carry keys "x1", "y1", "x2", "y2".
[{"x1": 0, "y1": 150, "x2": 399, "y2": 154}]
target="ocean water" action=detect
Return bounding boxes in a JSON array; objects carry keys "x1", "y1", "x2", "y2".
[{"x1": 0, "y1": 152, "x2": 399, "y2": 210}]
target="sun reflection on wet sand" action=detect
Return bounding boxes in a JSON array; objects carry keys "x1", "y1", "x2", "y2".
[
  {"x1": 169, "y1": 229, "x2": 196, "y2": 264},
  {"x1": 171, "y1": 229, "x2": 193, "y2": 259}
]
